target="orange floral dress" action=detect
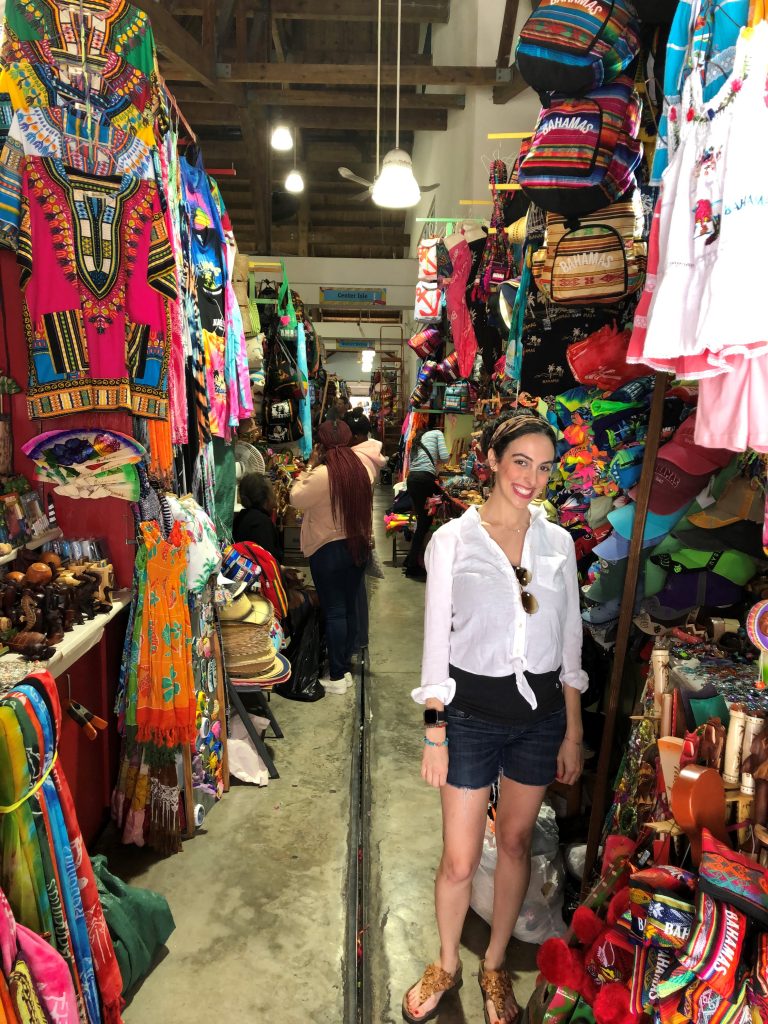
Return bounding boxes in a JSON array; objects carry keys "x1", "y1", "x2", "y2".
[{"x1": 134, "y1": 520, "x2": 196, "y2": 748}]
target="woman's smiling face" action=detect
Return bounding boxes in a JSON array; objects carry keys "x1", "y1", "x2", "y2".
[{"x1": 488, "y1": 432, "x2": 556, "y2": 509}]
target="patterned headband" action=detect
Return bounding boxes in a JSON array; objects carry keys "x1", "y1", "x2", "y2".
[{"x1": 489, "y1": 415, "x2": 543, "y2": 451}]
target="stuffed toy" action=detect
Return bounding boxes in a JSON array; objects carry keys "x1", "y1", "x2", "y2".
[{"x1": 537, "y1": 888, "x2": 637, "y2": 1024}]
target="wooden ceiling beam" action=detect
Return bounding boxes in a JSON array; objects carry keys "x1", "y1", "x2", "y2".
[
  {"x1": 272, "y1": 0, "x2": 449, "y2": 22},
  {"x1": 309, "y1": 209, "x2": 405, "y2": 226},
  {"x1": 218, "y1": 63, "x2": 503, "y2": 86},
  {"x1": 492, "y1": 0, "x2": 528, "y2": 104},
  {"x1": 183, "y1": 102, "x2": 446, "y2": 130},
  {"x1": 248, "y1": 87, "x2": 465, "y2": 109},
  {"x1": 173, "y1": 0, "x2": 448, "y2": 22},
  {"x1": 131, "y1": 0, "x2": 243, "y2": 103}
]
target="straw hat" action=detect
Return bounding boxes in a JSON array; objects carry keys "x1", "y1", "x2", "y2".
[{"x1": 221, "y1": 594, "x2": 291, "y2": 682}]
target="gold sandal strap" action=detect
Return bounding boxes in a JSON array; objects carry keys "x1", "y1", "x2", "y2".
[
  {"x1": 480, "y1": 966, "x2": 514, "y2": 1016},
  {"x1": 417, "y1": 962, "x2": 459, "y2": 1001}
]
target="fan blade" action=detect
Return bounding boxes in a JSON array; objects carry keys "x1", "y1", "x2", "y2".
[
  {"x1": 351, "y1": 188, "x2": 373, "y2": 203},
  {"x1": 338, "y1": 166, "x2": 374, "y2": 188},
  {"x1": 421, "y1": 183, "x2": 440, "y2": 192}
]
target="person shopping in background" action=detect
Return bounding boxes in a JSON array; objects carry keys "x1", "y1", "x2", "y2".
[
  {"x1": 232, "y1": 472, "x2": 284, "y2": 563},
  {"x1": 345, "y1": 408, "x2": 384, "y2": 653},
  {"x1": 403, "y1": 413, "x2": 586, "y2": 1024},
  {"x1": 290, "y1": 415, "x2": 385, "y2": 694},
  {"x1": 404, "y1": 427, "x2": 449, "y2": 579}
]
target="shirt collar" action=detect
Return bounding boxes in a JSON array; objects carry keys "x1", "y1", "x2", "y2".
[{"x1": 464, "y1": 502, "x2": 548, "y2": 530}]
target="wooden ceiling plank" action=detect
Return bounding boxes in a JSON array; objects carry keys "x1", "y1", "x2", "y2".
[
  {"x1": 235, "y1": 0, "x2": 249, "y2": 62},
  {"x1": 239, "y1": 106, "x2": 272, "y2": 252},
  {"x1": 271, "y1": 0, "x2": 449, "y2": 21},
  {"x1": 217, "y1": 0, "x2": 239, "y2": 41},
  {"x1": 245, "y1": 88, "x2": 465, "y2": 109},
  {"x1": 219, "y1": 63, "x2": 503, "y2": 86}
]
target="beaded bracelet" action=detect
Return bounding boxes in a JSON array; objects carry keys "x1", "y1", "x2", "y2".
[{"x1": 424, "y1": 736, "x2": 449, "y2": 748}]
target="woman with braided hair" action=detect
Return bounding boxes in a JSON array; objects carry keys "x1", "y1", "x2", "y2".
[
  {"x1": 290, "y1": 414, "x2": 385, "y2": 694},
  {"x1": 403, "y1": 412, "x2": 587, "y2": 1024}
]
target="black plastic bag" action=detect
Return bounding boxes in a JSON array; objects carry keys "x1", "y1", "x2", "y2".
[{"x1": 274, "y1": 600, "x2": 325, "y2": 702}]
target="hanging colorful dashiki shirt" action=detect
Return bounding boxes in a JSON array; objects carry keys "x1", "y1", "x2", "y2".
[
  {"x1": 182, "y1": 157, "x2": 229, "y2": 439},
  {"x1": 0, "y1": 106, "x2": 154, "y2": 247},
  {"x1": 3, "y1": 0, "x2": 157, "y2": 80},
  {"x1": 18, "y1": 157, "x2": 176, "y2": 419},
  {"x1": 0, "y1": 57, "x2": 156, "y2": 146}
]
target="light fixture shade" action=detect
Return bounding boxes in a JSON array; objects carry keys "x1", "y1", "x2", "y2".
[
  {"x1": 372, "y1": 148, "x2": 421, "y2": 209},
  {"x1": 284, "y1": 169, "x2": 305, "y2": 194},
  {"x1": 271, "y1": 124, "x2": 293, "y2": 151}
]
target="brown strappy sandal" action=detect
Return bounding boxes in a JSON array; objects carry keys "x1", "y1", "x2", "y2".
[
  {"x1": 401, "y1": 960, "x2": 463, "y2": 1023},
  {"x1": 478, "y1": 960, "x2": 519, "y2": 1024}
]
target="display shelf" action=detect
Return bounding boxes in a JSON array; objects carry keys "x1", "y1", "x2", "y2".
[
  {"x1": 0, "y1": 528, "x2": 65, "y2": 566},
  {"x1": 0, "y1": 589, "x2": 130, "y2": 686}
]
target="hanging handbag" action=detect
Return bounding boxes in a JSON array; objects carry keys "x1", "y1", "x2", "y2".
[
  {"x1": 532, "y1": 195, "x2": 647, "y2": 306},
  {"x1": 444, "y1": 381, "x2": 470, "y2": 413},
  {"x1": 414, "y1": 280, "x2": 442, "y2": 322},
  {"x1": 264, "y1": 397, "x2": 304, "y2": 445},
  {"x1": 408, "y1": 325, "x2": 443, "y2": 359},
  {"x1": 474, "y1": 160, "x2": 515, "y2": 301}
]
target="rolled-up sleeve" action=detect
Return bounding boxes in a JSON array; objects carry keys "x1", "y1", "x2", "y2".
[
  {"x1": 560, "y1": 538, "x2": 589, "y2": 693},
  {"x1": 410, "y1": 527, "x2": 457, "y2": 706}
]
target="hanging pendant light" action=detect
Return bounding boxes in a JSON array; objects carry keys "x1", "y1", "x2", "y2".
[
  {"x1": 284, "y1": 132, "x2": 305, "y2": 194},
  {"x1": 271, "y1": 124, "x2": 293, "y2": 151},
  {"x1": 372, "y1": 0, "x2": 421, "y2": 210}
]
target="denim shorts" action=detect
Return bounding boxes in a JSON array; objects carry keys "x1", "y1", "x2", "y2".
[{"x1": 445, "y1": 705, "x2": 567, "y2": 789}]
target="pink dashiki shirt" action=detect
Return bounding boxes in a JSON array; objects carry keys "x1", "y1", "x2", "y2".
[{"x1": 18, "y1": 157, "x2": 177, "y2": 419}]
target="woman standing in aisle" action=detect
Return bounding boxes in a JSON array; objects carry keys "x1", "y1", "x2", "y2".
[
  {"x1": 403, "y1": 426, "x2": 449, "y2": 579},
  {"x1": 403, "y1": 413, "x2": 586, "y2": 1024},
  {"x1": 290, "y1": 415, "x2": 385, "y2": 693},
  {"x1": 232, "y1": 472, "x2": 284, "y2": 563}
]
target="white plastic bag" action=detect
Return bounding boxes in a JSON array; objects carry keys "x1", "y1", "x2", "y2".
[
  {"x1": 228, "y1": 714, "x2": 271, "y2": 786},
  {"x1": 470, "y1": 823, "x2": 567, "y2": 944}
]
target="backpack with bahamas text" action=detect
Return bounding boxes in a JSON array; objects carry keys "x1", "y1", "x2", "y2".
[
  {"x1": 532, "y1": 195, "x2": 647, "y2": 306},
  {"x1": 513, "y1": 74, "x2": 643, "y2": 217},
  {"x1": 516, "y1": 0, "x2": 641, "y2": 97}
]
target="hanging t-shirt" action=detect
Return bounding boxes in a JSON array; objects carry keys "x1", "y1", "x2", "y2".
[
  {"x1": 3, "y1": 0, "x2": 157, "y2": 80},
  {"x1": 0, "y1": 56, "x2": 156, "y2": 146},
  {"x1": 18, "y1": 157, "x2": 176, "y2": 419},
  {"x1": 0, "y1": 105, "x2": 154, "y2": 247}
]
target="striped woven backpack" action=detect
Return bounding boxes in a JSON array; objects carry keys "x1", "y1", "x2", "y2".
[
  {"x1": 516, "y1": 0, "x2": 641, "y2": 96},
  {"x1": 531, "y1": 195, "x2": 647, "y2": 306},
  {"x1": 513, "y1": 75, "x2": 643, "y2": 216}
]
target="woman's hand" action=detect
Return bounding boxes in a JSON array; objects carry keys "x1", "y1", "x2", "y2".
[
  {"x1": 556, "y1": 736, "x2": 583, "y2": 786},
  {"x1": 307, "y1": 447, "x2": 321, "y2": 470},
  {"x1": 421, "y1": 732, "x2": 448, "y2": 788}
]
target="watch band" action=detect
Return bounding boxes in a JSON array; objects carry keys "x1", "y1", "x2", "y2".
[{"x1": 423, "y1": 708, "x2": 447, "y2": 727}]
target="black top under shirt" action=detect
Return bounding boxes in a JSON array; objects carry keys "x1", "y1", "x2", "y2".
[
  {"x1": 450, "y1": 664, "x2": 564, "y2": 726},
  {"x1": 232, "y1": 507, "x2": 284, "y2": 563}
]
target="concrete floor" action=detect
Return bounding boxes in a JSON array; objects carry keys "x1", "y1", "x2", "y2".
[{"x1": 106, "y1": 489, "x2": 540, "y2": 1022}]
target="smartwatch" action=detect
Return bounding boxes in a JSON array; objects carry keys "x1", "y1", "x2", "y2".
[{"x1": 423, "y1": 708, "x2": 447, "y2": 727}]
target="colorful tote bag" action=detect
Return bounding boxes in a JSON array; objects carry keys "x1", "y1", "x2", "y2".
[
  {"x1": 532, "y1": 195, "x2": 646, "y2": 305},
  {"x1": 516, "y1": 0, "x2": 641, "y2": 96},
  {"x1": 514, "y1": 75, "x2": 642, "y2": 216},
  {"x1": 414, "y1": 280, "x2": 442, "y2": 322}
]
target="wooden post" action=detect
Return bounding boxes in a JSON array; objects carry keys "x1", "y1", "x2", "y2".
[
  {"x1": 581, "y1": 373, "x2": 670, "y2": 892},
  {"x1": 212, "y1": 625, "x2": 231, "y2": 793},
  {"x1": 182, "y1": 744, "x2": 196, "y2": 838}
]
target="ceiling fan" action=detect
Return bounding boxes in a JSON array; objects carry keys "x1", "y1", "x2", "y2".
[
  {"x1": 337, "y1": 163, "x2": 439, "y2": 204},
  {"x1": 337, "y1": 0, "x2": 439, "y2": 208}
]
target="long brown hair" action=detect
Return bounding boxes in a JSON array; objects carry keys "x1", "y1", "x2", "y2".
[{"x1": 318, "y1": 417, "x2": 372, "y2": 564}]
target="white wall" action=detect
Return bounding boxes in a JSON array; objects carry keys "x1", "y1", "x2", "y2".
[{"x1": 407, "y1": 1, "x2": 541, "y2": 250}]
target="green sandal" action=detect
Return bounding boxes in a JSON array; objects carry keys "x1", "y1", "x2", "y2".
[
  {"x1": 478, "y1": 960, "x2": 519, "y2": 1024},
  {"x1": 402, "y1": 960, "x2": 463, "y2": 1023}
]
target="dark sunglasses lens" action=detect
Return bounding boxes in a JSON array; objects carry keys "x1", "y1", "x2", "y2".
[
  {"x1": 516, "y1": 567, "x2": 532, "y2": 587},
  {"x1": 521, "y1": 591, "x2": 539, "y2": 615}
]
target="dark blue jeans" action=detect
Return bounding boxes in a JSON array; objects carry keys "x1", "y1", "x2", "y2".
[{"x1": 309, "y1": 540, "x2": 365, "y2": 680}]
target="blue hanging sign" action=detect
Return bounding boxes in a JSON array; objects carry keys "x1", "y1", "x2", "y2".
[
  {"x1": 336, "y1": 339, "x2": 371, "y2": 350},
  {"x1": 320, "y1": 287, "x2": 387, "y2": 306}
]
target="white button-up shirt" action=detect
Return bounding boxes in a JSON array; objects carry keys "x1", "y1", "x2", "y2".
[{"x1": 412, "y1": 504, "x2": 589, "y2": 709}]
